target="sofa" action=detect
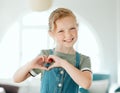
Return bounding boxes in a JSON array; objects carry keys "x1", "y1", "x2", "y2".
[
  {"x1": 79, "y1": 73, "x2": 111, "y2": 93},
  {"x1": 0, "y1": 84, "x2": 19, "y2": 93}
]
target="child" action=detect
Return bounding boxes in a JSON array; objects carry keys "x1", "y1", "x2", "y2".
[{"x1": 13, "y1": 8, "x2": 92, "y2": 93}]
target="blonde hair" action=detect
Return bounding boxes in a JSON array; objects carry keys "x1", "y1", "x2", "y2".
[{"x1": 48, "y1": 8, "x2": 77, "y2": 31}]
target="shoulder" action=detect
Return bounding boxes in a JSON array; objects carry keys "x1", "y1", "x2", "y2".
[
  {"x1": 80, "y1": 53, "x2": 90, "y2": 62},
  {"x1": 77, "y1": 52, "x2": 91, "y2": 71},
  {"x1": 76, "y1": 51, "x2": 90, "y2": 61}
]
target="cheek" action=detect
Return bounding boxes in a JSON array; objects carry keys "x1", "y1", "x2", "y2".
[
  {"x1": 75, "y1": 32, "x2": 78, "y2": 37},
  {"x1": 55, "y1": 35, "x2": 64, "y2": 44},
  {"x1": 56, "y1": 35, "x2": 64, "y2": 40},
  {"x1": 72, "y1": 31, "x2": 78, "y2": 37}
]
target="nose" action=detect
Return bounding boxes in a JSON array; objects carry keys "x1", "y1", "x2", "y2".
[{"x1": 65, "y1": 31, "x2": 72, "y2": 38}]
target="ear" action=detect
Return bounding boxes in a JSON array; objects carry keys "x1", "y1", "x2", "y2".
[
  {"x1": 76, "y1": 23, "x2": 79, "y2": 30},
  {"x1": 77, "y1": 23, "x2": 79, "y2": 27}
]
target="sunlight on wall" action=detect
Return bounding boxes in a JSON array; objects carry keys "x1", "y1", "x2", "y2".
[
  {"x1": 76, "y1": 22, "x2": 101, "y2": 72},
  {"x1": 0, "y1": 22, "x2": 20, "y2": 78},
  {"x1": 0, "y1": 11, "x2": 101, "y2": 78}
]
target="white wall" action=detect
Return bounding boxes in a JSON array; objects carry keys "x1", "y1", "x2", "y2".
[
  {"x1": 117, "y1": 0, "x2": 120, "y2": 84},
  {"x1": 0, "y1": 0, "x2": 119, "y2": 83},
  {"x1": 0, "y1": 0, "x2": 30, "y2": 42}
]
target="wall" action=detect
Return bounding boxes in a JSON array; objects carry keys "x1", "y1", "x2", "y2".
[
  {"x1": 117, "y1": 0, "x2": 120, "y2": 84},
  {"x1": 0, "y1": 0, "x2": 30, "y2": 42},
  {"x1": 0, "y1": 0, "x2": 119, "y2": 83}
]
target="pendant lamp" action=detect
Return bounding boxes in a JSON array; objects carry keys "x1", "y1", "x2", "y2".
[{"x1": 29, "y1": 0, "x2": 52, "y2": 11}]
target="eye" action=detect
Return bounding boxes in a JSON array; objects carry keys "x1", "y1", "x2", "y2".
[
  {"x1": 58, "y1": 30, "x2": 64, "y2": 33},
  {"x1": 70, "y1": 27, "x2": 76, "y2": 31}
]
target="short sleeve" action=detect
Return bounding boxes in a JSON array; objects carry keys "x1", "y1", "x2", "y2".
[
  {"x1": 80, "y1": 54, "x2": 92, "y2": 72},
  {"x1": 29, "y1": 69, "x2": 41, "y2": 77}
]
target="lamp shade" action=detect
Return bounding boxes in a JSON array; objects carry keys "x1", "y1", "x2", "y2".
[{"x1": 29, "y1": 0, "x2": 52, "y2": 11}]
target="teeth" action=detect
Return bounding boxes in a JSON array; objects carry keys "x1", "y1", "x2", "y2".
[
  {"x1": 66, "y1": 40, "x2": 72, "y2": 42},
  {"x1": 64, "y1": 38, "x2": 74, "y2": 42}
]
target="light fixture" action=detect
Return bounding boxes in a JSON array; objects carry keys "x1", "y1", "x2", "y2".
[{"x1": 29, "y1": 0, "x2": 52, "y2": 11}]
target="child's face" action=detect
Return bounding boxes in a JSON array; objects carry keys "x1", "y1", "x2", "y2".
[{"x1": 52, "y1": 16, "x2": 78, "y2": 48}]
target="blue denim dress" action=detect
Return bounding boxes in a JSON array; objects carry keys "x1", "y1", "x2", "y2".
[{"x1": 40, "y1": 50, "x2": 80, "y2": 93}]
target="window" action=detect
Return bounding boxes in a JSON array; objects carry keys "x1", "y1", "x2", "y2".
[{"x1": 0, "y1": 11, "x2": 100, "y2": 79}]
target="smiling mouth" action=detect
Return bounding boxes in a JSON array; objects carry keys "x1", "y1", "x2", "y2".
[{"x1": 64, "y1": 38, "x2": 74, "y2": 43}]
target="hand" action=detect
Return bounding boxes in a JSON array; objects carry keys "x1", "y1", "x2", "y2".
[
  {"x1": 47, "y1": 55, "x2": 66, "y2": 70},
  {"x1": 30, "y1": 55, "x2": 48, "y2": 70}
]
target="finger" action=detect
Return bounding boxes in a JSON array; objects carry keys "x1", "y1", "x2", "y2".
[
  {"x1": 47, "y1": 55, "x2": 56, "y2": 62},
  {"x1": 47, "y1": 58, "x2": 54, "y2": 63},
  {"x1": 34, "y1": 56, "x2": 43, "y2": 62},
  {"x1": 41, "y1": 55, "x2": 46, "y2": 61},
  {"x1": 43, "y1": 55, "x2": 48, "y2": 62},
  {"x1": 37, "y1": 55, "x2": 47, "y2": 63}
]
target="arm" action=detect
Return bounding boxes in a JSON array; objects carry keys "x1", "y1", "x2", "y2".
[
  {"x1": 61, "y1": 61, "x2": 92, "y2": 89},
  {"x1": 13, "y1": 62, "x2": 31, "y2": 83},
  {"x1": 47, "y1": 55, "x2": 92, "y2": 89},
  {"x1": 13, "y1": 56, "x2": 48, "y2": 83}
]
